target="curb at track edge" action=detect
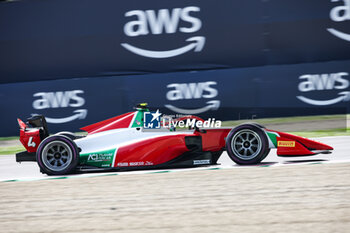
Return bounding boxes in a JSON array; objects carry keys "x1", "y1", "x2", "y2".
[{"x1": 2, "y1": 160, "x2": 350, "y2": 183}]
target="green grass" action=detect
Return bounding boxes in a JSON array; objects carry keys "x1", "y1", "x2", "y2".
[
  {"x1": 221, "y1": 114, "x2": 349, "y2": 127},
  {"x1": 288, "y1": 128, "x2": 350, "y2": 138},
  {"x1": 0, "y1": 146, "x2": 25, "y2": 155},
  {"x1": 0, "y1": 136, "x2": 19, "y2": 141},
  {"x1": 220, "y1": 114, "x2": 350, "y2": 137}
]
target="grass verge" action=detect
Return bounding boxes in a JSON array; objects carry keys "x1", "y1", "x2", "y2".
[
  {"x1": 221, "y1": 114, "x2": 349, "y2": 127},
  {"x1": 0, "y1": 136, "x2": 19, "y2": 141},
  {"x1": 0, "y1": 146, "x2": 24, "y2": 155},
  {"x1": 288, "y1": 128, "x2": 350, "y2": 138}
]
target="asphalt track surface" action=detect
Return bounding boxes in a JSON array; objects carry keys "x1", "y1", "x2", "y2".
[
  {"x1": 0, "y1": 136, "x2": 349, "y2": 182},
  {"x1": 0, "y1": 136, "x2": 349, "y2": 233}
]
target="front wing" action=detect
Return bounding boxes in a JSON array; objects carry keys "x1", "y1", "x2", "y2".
[{"x1": 265, "y1": 129, "x2": 333, "y2": 156}]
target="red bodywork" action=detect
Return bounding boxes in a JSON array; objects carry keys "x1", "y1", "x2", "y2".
[
  {"x1": 113, "y1": 129, "x2": 232, "y2": 167},
  {"x1": 81, "y1": 112, "x2": 135, "y2": 135},
  {"x1": 268, "y1": 130, "x2": 333, "y2": 156},
  {"x1": 115, "y1": 134, "x2": 191, "y2": 167},
  {"x1": 17, "y1": 118, "x2": 41, "y2": 153},
  {"x1": 196, "y1": 128, "x2": 231, "y2": 152},
  {"x1": 17, "y1": 109, "x2": 333, "y2": 170}
]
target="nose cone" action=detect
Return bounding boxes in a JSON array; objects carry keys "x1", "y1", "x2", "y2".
[
  {"x1": 318, "y1": 143, "x2": 333, "y2": 151},
  {"x1": 299, "y1": 137, "x2": 333, "y2": 151}
]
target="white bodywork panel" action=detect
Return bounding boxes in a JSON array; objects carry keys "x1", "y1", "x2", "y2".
[{"x1": 74, "y1": 128, "x2": 194, "y2": 155}]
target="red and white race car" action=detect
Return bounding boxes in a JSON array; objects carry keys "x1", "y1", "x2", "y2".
[{"x1": 16, "y1": 104, "x2": 333, "y2": 175}]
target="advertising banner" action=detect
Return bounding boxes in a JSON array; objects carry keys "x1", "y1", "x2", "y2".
[
  {"x1": 0, "y1": 0, "x2": 349, "y2": 83},
  {"x1": 0, "y1": 59, "x2": 349, "y2": 136}
]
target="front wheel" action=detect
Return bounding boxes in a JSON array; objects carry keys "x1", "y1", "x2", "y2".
[
  {"x1": 36, "y1": 135, "x2": 79, "y2": 175},
  {"x1": 226, "y1": 124, "x2": 269, "y2": 165}
]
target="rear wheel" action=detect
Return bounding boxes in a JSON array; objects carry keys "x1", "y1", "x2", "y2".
[
  {"x1": 55, "y1": 131, "x2": 77, "y2": 140},
  {"x1": 226, "y1": 124, "x2": 269, "y2": 165},
  {"x1": 36, "y1": 135, "x2": 79, "y2": 175}
]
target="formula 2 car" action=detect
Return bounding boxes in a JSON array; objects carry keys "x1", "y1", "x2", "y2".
[{"x1": 16, "y1": 104, "x2": 333, "y2": 175}]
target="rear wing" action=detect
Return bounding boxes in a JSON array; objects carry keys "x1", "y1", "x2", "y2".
[
  {"x1": 17, "y1": 118, "x2": 26, "y2": 130},
  {"x1": 17, "y1": 115, "x2": 49, "y2": 153}
]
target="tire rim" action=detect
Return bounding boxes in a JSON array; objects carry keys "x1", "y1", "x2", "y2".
[
  {"x1": 231, "y1": 129, "x2": 262, "y2": 160},
  {"x1": 42, "y1": 141, "x2": 73, "y2": 171}
]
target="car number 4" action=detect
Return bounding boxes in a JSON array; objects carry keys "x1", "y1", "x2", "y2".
[{"x1": 28, "y1": 137, "x2": 36, "y2": 147}]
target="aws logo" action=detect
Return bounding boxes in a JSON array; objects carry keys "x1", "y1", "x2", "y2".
[
  {"x1": 296, "y1": 72, "x2": 350, "y2": 105},
  {"x1": 32, "y1": 90, "x2": 87, "y2": 124},
  {"x1": 327, "y1": 0, "x2": 350, "y2": 41},
  {"x1": 121, "y1": 6, "x2": 205, "y2": 58},
  {"x1": 165, "y1": 81, "x2": 220, "y2": 114}
]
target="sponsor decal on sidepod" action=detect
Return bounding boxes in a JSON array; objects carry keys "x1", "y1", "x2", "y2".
[{"x1": 193, "y1": 159, "x2": 210, "y2": 165}]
